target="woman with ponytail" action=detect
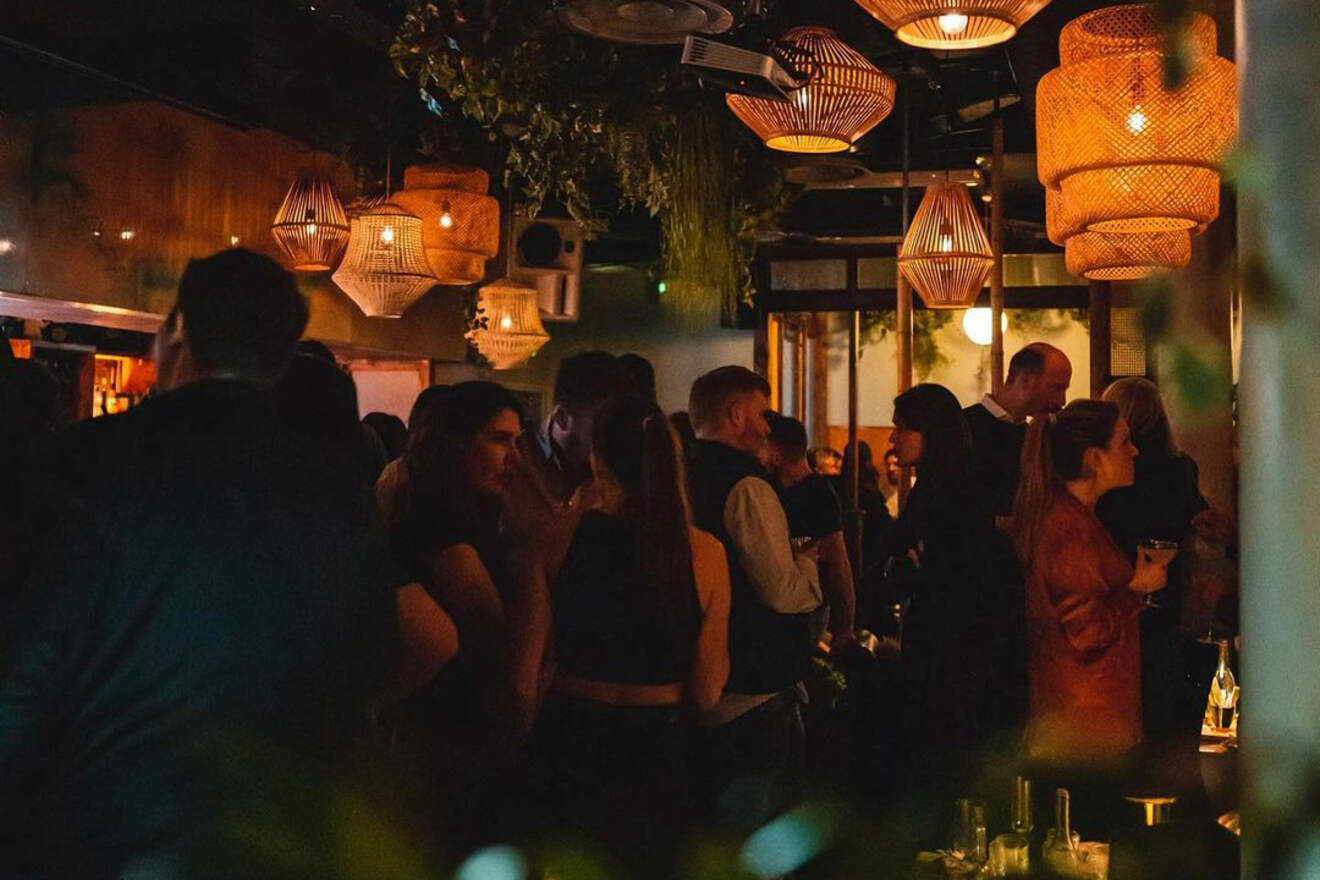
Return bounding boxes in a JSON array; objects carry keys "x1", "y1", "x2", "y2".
[
  {"x1": 1013, "y1": 400, "x2": 1170, "y2": 765},
  {"x1": 510, "y1": 395, "x2": 730, "y2": 865}
]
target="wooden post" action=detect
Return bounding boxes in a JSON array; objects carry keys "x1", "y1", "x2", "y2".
[
  {"x1": 810, "y1": 313, "x2": 829, "y2": 447},
  {"x1": 1088, "y1": 281, "x2": 1111, "y2": 398},
  {"x1": 990, "y1": 116, "x2": 1006, "y2": 394},
  {"x1": 767, "y1": 313, "x2": 783, "y2": 412},
  {"x1": 847, "y1": 309, "x2": 862, "y2": 575},
  {"x1": 793, "y1": 316, "x2": 807, "y2": 421}
]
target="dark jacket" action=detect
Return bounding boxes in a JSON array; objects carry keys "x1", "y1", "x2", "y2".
[
  {"x1": 687, "y1": 440, "x2": 813, "y2": 695},
  {"x1": 0, "y1": 380, "x2": 397, "y2": 878},
  {"x1": 964, "y1": 402, "x2": 1028, "y2": 517}
]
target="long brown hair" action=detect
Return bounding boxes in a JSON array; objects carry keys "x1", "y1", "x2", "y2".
[
  {"x1": 1102, "y1": 377, "x2": 1175, "y2": 457},
  {"x1": 593, "y1": 396, "x2": 696, "y2": 632},
  {"x1": 1012, "y1": 399, "x2": 1120, "y2": 564}
]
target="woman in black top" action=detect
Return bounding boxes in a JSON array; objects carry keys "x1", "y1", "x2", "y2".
[
  {"x1": 385, "y1": 381, "x2": 524, "y2": 847},
  {"x1": 511, "y1": 396, "x2": 730, "y2": 873},
  {"x1": 883, "y1": 385, "x2": 1024, "y2": 766},
  {"x1": 1096, "y1": 377, "x2": 1211, "y2": 767}
]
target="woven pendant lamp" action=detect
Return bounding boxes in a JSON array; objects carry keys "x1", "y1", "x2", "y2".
[
  {"x1": 898, "y1": 182, "x2": 994, "y2": 308},
  {"x1": 1065, "y1": 229, "x2": 1191, "y2": 280},
  {"x1": 392, "y1": 164, "x2": 501, "y2": 285},
  {"x1": 331, "y1": 204, "x2": 437, "y2": 317},
  {"x1": 852, "y1": 0, "x2": 1053, "y2": 50},
  {"x1": 270, "y1": 173, "x2": 350, "y2": 271},
  {"x1": 1036, "y1": 5, "x2": 1237, "y2": 234},
  {"x1": 726, "y1": 27, "x2": 896, "y2": 154},
  {"x1": 466, "y1": 278, "x2": 551, "y2": 369}
]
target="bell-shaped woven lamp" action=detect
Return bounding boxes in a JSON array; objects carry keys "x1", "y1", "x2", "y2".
[
  {"x1": 852, "y1": 0, "x2": 1053, "y2": 50},
  {"x1": 331, "y1": 204, "x2": 437, "y2": 317},
  {"x1": 1065, "y1": 229, "x2": 1192, "y2": 280},
  {"x1": 392, "y1": 164, "x2": 501, "y2": 285},
  {"x1": 726, "y1": 27, "x2": 896, "y2": 154},
  {"x1": 1036, "y1": 5, "x2": 1237, "y2": 233},
  {"x1": 466, "y1": 278, "x2": 551, "y2": 370},
  {"x1": 270, "y1": 173, "x2": 350, "y2": 271},
  {"x1": 898, "y1": 182, "x2": 994, "y2": 309}
]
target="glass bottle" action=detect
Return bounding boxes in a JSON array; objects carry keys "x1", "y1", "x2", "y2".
[
  {"x1": 1043, "y1": 788, "x2": 1080, "y2": 874},
  {"x1": 1205, "y1": 638, "x2": 1240, "y2": 732},
  {"x1": 991, "y1": 776, "x2": 1032, "y2": 875}
]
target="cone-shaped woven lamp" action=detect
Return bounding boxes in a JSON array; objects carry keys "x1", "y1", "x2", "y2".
[
  {"x1": 392, "y1": 164, "x2": 501, "y2": 285},
  {"x1": 1036, "y1": 5, "x2": 1236, "y2": 233},
  {"x1": 271, "y1": 173, "x2": 350, "y2": 271},
  {"x1": 466, "y1": 278, "x2": 551, "y2": 369},
  {"x1": 331, "y1": 204, "x2": 437, "y2": 317},
  {"x1": 853, "y1": 0, "x2": 1053, "y2": 50},
  {"x1": 726, "y1": 27, "x2": 896, "y2": 154},
  {"x1": 898, "y1": 182, "x2": 994, "y2": 308}
]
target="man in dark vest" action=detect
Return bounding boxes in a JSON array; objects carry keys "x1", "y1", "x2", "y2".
[
  {"x1": 964, "y1": 342, "x2": 1073, "y2": 520},
  {"x1": 686, "y1": 366, "x2": 821, "y2": 816}
]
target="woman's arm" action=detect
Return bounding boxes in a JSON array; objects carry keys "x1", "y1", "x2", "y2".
[
  {"x1": 687, "y1": 528, "x2": 731, "y2": 712},
  {"x1": 378, "y1": 583, "x2": 460, "y2": 705},
  {"x1": 1046, "y1": 537, "x2": 1140, "y2": 664},
  {"x1": 505, "y1": 543, "x2": 554, "y2": 739}
]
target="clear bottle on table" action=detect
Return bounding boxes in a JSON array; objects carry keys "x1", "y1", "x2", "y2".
[
  {"x1": 1205, "y1": 638, "x2": 1239, "y2": 732},
  {"x1": 989, "y1": 776, "x2": 1032, "y2": 876},
  {"x1": 1043, "y1": 787, "x2": 1081, "y2": 875}
]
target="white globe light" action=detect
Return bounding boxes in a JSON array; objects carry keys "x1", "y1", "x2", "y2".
[{"x1": 962, "y1": 307, "x2": 1007, "y2": 346}]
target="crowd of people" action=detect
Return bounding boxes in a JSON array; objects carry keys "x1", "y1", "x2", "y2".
[{"x1": 0, "y1": 249, "x2": 1237, "y2": 876}]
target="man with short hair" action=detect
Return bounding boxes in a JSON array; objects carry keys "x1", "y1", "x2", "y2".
[
  {"x1": 964, "y1": 342, "x2": 1073, "y2": 517},
  {"x1": 0, "y1": 249, "x2": 397, "y2": 875},
  {"x1": 765, "y1": 414, "x2": 856, "y2": 651},
  {"x1": 686, "y1": 366, "x2": 821, "y2": 804}
]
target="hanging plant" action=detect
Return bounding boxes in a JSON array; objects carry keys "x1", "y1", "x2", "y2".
[{"x1": 860, "y1": 310, "x2": 955, "y2": 380}]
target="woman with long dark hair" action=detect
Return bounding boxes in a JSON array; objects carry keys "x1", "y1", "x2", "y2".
[
  {"x1": 883, "y1": 384, "x2": 1023, "y2": 764},
  {"x1": 383, "y1": 381, "x2": 524, "y2": 845},
  {"x1": 1014, "y1": 400, "x2": 1169, "y2": 765},
  {"x1": 511, "y1": 395, "x2": 730, "y2": 868}
]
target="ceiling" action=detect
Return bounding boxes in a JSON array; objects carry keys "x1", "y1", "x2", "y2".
[{"x1": 0, "y1": 0, "x2": 1231, "y2": 256}]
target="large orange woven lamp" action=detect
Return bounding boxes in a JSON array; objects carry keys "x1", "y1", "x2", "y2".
[
  {"x1": 392, "y1": 164, "x2": 501, "y2": 286},
  {"x1": 898, "y1": 181, "x2": 994, "y2": 308},
  {"x1": 726, "y1": 27, "x2": 896, "y2": 154},
  {"x1": 1036, "y1": 5, "x2": 1237, "y2": 234},
  {"x1": 270, "y1": 173, "x2": 350, "y2": 271},
  {"x1": 1047, "y1": 185, "x2": 1191, "y2": 280},
  {"x1": 852, "y1": 0, "x2": 1053, "y2": 50}
]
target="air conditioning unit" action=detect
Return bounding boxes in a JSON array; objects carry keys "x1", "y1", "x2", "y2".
[{"x1": 510, "y1": 217, "x2": 583, "y2": 322}]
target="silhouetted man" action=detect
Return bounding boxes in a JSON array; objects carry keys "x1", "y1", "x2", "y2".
[
  {"x1": 964, "y1": 343, "x2": 1073, "y2": 517},
  {"x1": 0, "y1": 249, "x2": 396, "y2": 877}
]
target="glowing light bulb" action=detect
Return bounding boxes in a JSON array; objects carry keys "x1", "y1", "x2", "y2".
[
  {"x1": 1126, "y1": 107, "x2": 1149, "y2": 134},
  {"x1": 439, "y1": 200, "x2": 454, "y2": 229},
  {"x1": 938, "y1": 11, "x2": 969, "y2": 34},
  {"x1": 795, "y1": 89, "x2": 810, "y2": 112},
  {"x1": 962, "y1": 307, "x2": 1008, "y2": 346},
  {"x1": 499, "y1": 315, "x2": 514, "y2": 330},
  {"x1": 119, "y1": 229, "x2": 135, "y2": 241},
  {"x1": 229, "y1": 235, "x2": 240, "y2": 246},
  {"x1": 938, "y1": 223, "x2": 955, "y2": 253},
  {"x1": 380, "y1": 225, "x2": 395, "y2": 244},
  {"x1": 304, "y1": 222, "x2": 318, "y2": 236},
  {"x1": 0, "y1": 239, "x2": 14, "y2": 254}
]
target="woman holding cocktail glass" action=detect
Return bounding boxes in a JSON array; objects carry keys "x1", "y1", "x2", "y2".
[{"x1": 1013, "y1": 400, "x2": 1172, "y2": 766}]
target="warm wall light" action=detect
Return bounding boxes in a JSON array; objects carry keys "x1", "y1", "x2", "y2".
[
  {"x1": 331, "y1": 204, "x2": 437, "y2": 317},
  {"x1": 898, "y1": 182, "x2": 994, "y2": 308},
  {"x1": 466, "y1": 277, "x2": 551, "y2": 369},
  {"x1": 726, "y1": 27, "x2": 896, "y2": 154},
  {"x1": 271, "y1": 173, "x2": 350, "y2": 271},
  {"x1": 392, "y1": 164, "x2": 500, "y2": 285},
  {"x1": 853, "y1": 0, "x2": 1053, "y2": 49},
  {"x1": 1036, "y1": 5, "x2": 1236, "y2": 234},
  {"x1": 962, "y1": 307, "x2": 1007, "y2": 346}
]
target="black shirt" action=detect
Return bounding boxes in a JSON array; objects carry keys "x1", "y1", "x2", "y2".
[
  {"x1": 964, "y1": 402, "x2": 1028, "y2": 517},
  {"x1": 779, "y1": 473, "x2": 844, "y2": 540}
]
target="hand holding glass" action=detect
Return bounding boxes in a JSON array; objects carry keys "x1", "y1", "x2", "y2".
[{"x1": 1133, "y1": 539, "x2": 1177, "y2": 607}]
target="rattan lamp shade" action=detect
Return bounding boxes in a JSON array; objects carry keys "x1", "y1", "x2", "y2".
[
  {"x1": 726, "y1": 27, "x2": 896, "y2": 153},
  {"x1": 1065, "y1": 229, "x2": 1191, "y2": 280},
  {"x1": 270, "y1": 173, "x2": 350, "y2": 271},
  {"x1": 852, "y1": 0, "x2": 1053, "y2": 49},
  {"x1": 466, "y1": 278, "x2": 551, "y2": 370},
  {"x1": 331, "y1": 204, "x2": 437, "y2": 317},
  {"x1": 1036, "y1": 6, "x2": 1237, "y2": 233},
  {"x1": 898, "y1": 182, "x2": 994, "y2": 308},
  {"x1": 393, "y1": 164, "x2": 501, "y2": 285}
]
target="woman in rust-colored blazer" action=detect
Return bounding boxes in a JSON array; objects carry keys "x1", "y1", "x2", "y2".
[{"x1": 1013, "y1": 400, "x2": 1171, "y2": 765}]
